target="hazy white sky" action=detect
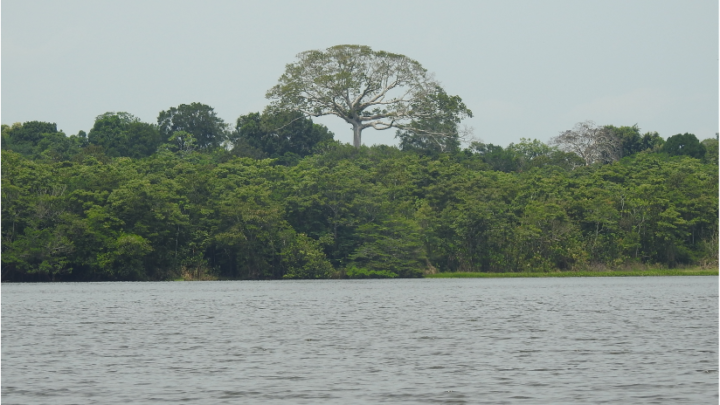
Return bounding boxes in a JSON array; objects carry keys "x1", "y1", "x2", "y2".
[{"x1": 2, "y1": 0, "x2": 718, "y2": 147}]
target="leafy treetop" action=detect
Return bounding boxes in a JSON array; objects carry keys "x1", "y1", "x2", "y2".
[{"x1": 266, "y1": 45, "x2": 472, "y2": 148}]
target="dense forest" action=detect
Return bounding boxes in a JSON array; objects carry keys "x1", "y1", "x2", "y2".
[{"x1": 2, "y1": 102, "x2": 718, "y2": 281}]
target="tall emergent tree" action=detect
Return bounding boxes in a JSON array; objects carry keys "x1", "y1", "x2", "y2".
[{"x1": 266, "y1": 45, "x2": 472, "y2": 148}]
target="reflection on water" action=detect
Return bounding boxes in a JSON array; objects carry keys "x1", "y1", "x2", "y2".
[{"x1": 2, "y1": 277, "x2": 718, "y2": 404}]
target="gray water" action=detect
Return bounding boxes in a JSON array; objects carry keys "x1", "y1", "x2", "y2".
[{"x1": 2, "y1": 277, "x2": 717, "y2": 404}]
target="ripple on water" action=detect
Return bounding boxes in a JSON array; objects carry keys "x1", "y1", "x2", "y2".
[{"x1": 2, "y1": 277, "x2": 718, "y2": 404}]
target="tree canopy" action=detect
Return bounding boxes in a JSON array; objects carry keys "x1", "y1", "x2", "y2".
[
  {"x1": 3, "y1": 140, "x2": 716, "y2": 282},
  {"x1": 2, "y1": 121, "x2": 87, "y2": 161},
  {"x1": 663, "y1": 133, "x2": 706, "y2": 159},
  {"x1": 88, "y1": 112, "x2": 163, "y2": 159},
  {"x1": 231, "y1": 109, "x2": 334, "y2": 161},
  {"x1": 157, "y1": 103, "x2": 228, "y2": 149},
  {"x1": 266, "y1": 45, "x2": 472, "y2": 148},
  {"x1": 2, "y1": 100, "x2": 717, "y2": 282},
  {"x1": 552, "y1": 121, "x2": 621, "y2": 166}
]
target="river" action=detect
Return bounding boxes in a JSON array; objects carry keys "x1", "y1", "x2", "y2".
[{"x1": 2, "y1": 277, "x2": 717, "y2": 404}]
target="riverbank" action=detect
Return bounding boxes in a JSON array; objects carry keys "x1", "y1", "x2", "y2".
[{"x1": 425, "y1": 268, "x2": 718, "y2": 278}]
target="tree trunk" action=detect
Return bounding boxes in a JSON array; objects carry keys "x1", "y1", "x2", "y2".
[{"x1": 352, "y1": 122, "x2": 362, "y2": 148}]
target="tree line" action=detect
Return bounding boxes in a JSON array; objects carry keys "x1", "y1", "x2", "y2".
[{"x1": 1, "y1": 102, "x2": 718, "y2": 281}]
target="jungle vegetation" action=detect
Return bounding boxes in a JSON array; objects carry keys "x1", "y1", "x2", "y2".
[{"x1": 2, "y1": 102, "x2": 717, "y2": 281}]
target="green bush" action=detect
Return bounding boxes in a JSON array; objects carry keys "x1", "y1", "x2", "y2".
[{"x1": 345, "y1": 266, "x2": 398, "y2": 279}]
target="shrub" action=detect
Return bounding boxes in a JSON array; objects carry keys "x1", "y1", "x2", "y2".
[{"x1": 345, "y1": 266, "x2": 398, "y2": 279}]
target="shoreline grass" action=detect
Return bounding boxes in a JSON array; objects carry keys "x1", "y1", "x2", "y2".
[{"x1": 424, "y1": 268, "x2": 718, "y2": 278}]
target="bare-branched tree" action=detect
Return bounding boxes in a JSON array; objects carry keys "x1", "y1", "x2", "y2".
[
  {"x1": 266, "y1": 45, "x2": 472, "y2": 148},
  {"x1": 551, "y1": 121, "x2": 621, "y2": 166}
]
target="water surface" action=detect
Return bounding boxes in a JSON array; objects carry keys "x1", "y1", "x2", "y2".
[{"x1": 2, "y1": 277, "x2": 718, "y2": 404}]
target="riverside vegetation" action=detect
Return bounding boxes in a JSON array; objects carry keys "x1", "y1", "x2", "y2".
[{"x1": 2, "y1": 103, "x2": 718, "y2": 281}]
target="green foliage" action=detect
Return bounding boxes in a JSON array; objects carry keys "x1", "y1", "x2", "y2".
[
  {"x1": 465, "y1": 139, "x2": 583, "y2": 173},
  {"x1": 605, "y1": 125, "x2": 664, "y2": 157},
  {"x1": 2, "y1": 121, "x2": 86, "y2": 161},
  {"x1": 640, "y1": 131, "x2": 664, "y2": 151},
  {"x1": 663, "y1": 133, "x2": 706, "y2": 158},
  {"x1": 701, "y1": 137, "x2": 718, "y2": 165},
  {"x1": 97, "y1": 233, "x2": 153, "y2": 280},
  {"x1": 124, "y1": 122, "x2": 165, "y2": 158},
  {"x1": 88, "y1": 112, "x2": 163, "y2": 158},
  {"x1": 514, "y1": 201, "x2": 585, "y2": 272},
  {"x1": 2, "y1": 112, "x2": 717, "y2": 281},
  {"x1": 282, "y1": 233, "x2": 333, "y2": 279},
  {"x1": 396, "y1": 87, "x2": 472, "y2": 156},
  {"x1": 163, "y1": 131, "x2": 198, "y2": 155},
  {"x1": 232, "y1": 109, "x2": 334, "y2": 160},
  {"x1": 2, "y1": 121, "x2": 58, "y2": 155},
  {"x1": 426, "y1": 268, "x2": 718, "y2": 278},
  {"x1": 157, "y1": 102, "x2": 228, "y2": 149},
  {"x1": 349, "y1": 218, "x2": 426, "y2": 278},
  {"x1": 507, "y1": 138, "x2": 584, "y2": 171},
  {"x1": 345, "y1": 266, "x2": 398, "y2": 279},
  {"x1": 469, "y1": 142, "x2": 518, "y2": 172},
  {"x1": 266, "y1": 45, "x2": 472, "y2": 148}
]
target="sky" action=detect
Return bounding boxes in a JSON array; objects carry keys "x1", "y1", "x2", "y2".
[{"x1": 2, "y1": 0, "x2": 718, "y2": 147}]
